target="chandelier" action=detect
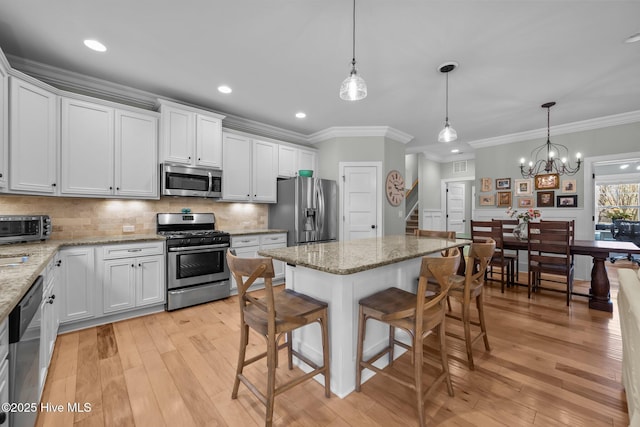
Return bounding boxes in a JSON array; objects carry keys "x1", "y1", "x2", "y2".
[
  {"x1": 437, "y1": 62, "x2": 458, "y2": 143},
  {"x1": 519, "y1": 102, "x2": 581, "y2": 178}
]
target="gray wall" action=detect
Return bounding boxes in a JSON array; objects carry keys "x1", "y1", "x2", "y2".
[
  {"x1": 405, "y1": 153, "x2": 418, "y2": 189},
  {"x1": 316, "y1": 135, "x2": 406, "y2": 236},
  {"x1": 475, "y1": 121, "x2": 640, "y2": 210}
]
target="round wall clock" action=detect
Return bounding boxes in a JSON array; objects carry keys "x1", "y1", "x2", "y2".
[{"x1": 385, "y1": 170, "x2": 405, "y2": 206}]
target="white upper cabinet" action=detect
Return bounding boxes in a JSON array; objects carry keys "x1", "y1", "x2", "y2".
[
  {"x1": 252, "y1": 139, "x2": 278, "y2": 202},
  {"x1": 60, "y1": 95, "x2": 159, "y2": 198},
  {"x1": 61, "y1": 98, "x2": 115, "y2": 195},
  {"x1": 277, "y1": 144, "x2": 318, "y2": 178},
  {"x1": 0, "y1": 51, "x2": 7, "y2": 189},
  {"x1": 196, "y1": 114, "x2": 223, "y2": 169},
  {"x1": 115, "y1": 110, "x2": 158, "y2": 197},
  {"x1": 158, "y1": 99, "x2": 225, "y2": 168},
  {"x1": 9, "y1": 76, "x2": 58, "y2": 194},
  {"x1": 222, "y1": 132, "x2": 278, "y2": 203}
]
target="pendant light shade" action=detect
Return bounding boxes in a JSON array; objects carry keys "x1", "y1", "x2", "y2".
[
  {"x1": 340, "y1": 0, "x2": 367, "y2": 101},
  {"x1": 437, "y1": 62, "x2": 458, "y2": 143}
]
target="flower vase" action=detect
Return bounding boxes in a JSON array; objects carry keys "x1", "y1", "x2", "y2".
[{"x1": 513, "y1": 221, "x2": 528, "y2": 241}]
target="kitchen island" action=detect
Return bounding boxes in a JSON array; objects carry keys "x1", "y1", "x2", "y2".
[{"x1": 257, "y1": 234, "x2": 469, "y2": 397}]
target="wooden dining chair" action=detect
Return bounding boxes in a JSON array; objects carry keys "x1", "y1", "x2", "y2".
[
  {"x1": 227, "y1": 251, "x2": 330, "y2": 426},
  {"x1": 355, "y1": 250, "x2": 460, "y2": 427},
  {"x1": 471, "y1": 220, "x2": 512, "y2": 292},
  {"x1": 528, "y1": 220, "x2": 574, "y2": 306},
  {"x1": 493, "y1": 218, "x2": 520, "y2": 284},
  {"x1": 446, "y1": 239, "x2": 496, "y2": 370}
]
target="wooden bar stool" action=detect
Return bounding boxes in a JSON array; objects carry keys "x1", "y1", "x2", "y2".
[
  {"x1": 446, "y1": 239, "x2": 495, "y2": 370},
  {"x1": 355, "y1": 249, "x2": 460, "y2": 427},
  {"x1": 227, "y1": 251, "x2": 330, "y2": 427}
]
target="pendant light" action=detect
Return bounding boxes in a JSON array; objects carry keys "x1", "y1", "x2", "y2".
[
  {"x1": 437, "y1": 62, "x2": 458, "y2": 143},
  {"x1": 339, "y1": 0, "x2": 367, "y2": 101}
]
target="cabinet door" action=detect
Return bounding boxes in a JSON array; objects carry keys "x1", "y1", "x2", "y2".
[
  {"x1": 297, "y1": 149, "x2": 317, "y2": 173},
  {"x1": 278, "y1": 145, "x2": 297, "y2": 178},
  {"x1": 195, "y1": 114, "x2": 222, "y2": 169},
  {"x1": 61, "y1": 98, "x2": 114, "y2": 195},
  {"x1": 222, "y1": 132, "x2": 252, "y2": 201},
  {"x1": 59, "y1": 247, "x2": 95, "y2": 323},
  {"x1": 161, "y1": 106, "x2": 194, "y2": 164},
  {"x1": 135, "y1": 255, "x2": 165, "y2": 307},
  {"x1": 115, "y1": 110, "x2": 158, "y2": 198},
  {"x1": 252, "y1": 139, "x2": 278, "y2": 203},
  {"x1": 103, "y1": 259, "x2": 136, "y2": 314},
  {"x1": 229, "y1": 244, "x2": 260, "y2": 291},
  {"x1": 0, "y1": 58, "x2": 7, "y2": 189},
  {"x1": 9, "y1": 77, "x2": 58, "y2": 193}
]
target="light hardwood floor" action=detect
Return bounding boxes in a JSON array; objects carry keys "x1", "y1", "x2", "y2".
[{"x1": 37, "y1": 263, "x2": 635, "y2": 426}]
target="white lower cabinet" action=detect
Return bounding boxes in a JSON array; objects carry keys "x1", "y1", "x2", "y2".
[
  {"x1": 101, "y1": 242, "x2": 165, "y2": 314},
  {"x1": 230, "y1": 233, "x2": 286, "y2": 292},
  {"x1": 40, "y1": 254, "x2": 60, "y2": 391},
  {"x1": 59, "y1": 246, "x2": 95, "y2": 323}
]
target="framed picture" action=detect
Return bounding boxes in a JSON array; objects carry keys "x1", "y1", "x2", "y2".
[
  {"x1": 495, "y1": 178, "x2": 511, "y2": 190},
  {"x1": 537, "y1": 190, "x2": 555, "y2": 207},
  {"x1": 515, "y1": 179, "x2": 533, "y2": 195},
  {"x1": 479, "y1": 194, "x2": 495, "y2": 206},
  {"x1": 497, "y1": 191, "x2": 512, "y2": 207},
  {"x1": 561, "y1": 179, "x2": 577, "y2": 194},
  {"x1": 517, "y1": 196, "x2": 534, "y2": 208},
  {"x1": 534, "y1": 173, "x2": 560, "y2": 190},
  {"x1": 557, "y1": 194, "x2": 578, "y2": 207},
  {"x1": 480, "y1": 177, "x2": 492, "y2": 192}
]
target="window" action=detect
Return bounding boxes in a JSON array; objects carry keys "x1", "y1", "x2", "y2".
[{"x1": 595, "y1": 182, "x2": 639, "y2": 223}]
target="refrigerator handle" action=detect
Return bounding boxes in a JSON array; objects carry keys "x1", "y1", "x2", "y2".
[{"x1": 317, "y1": 179, "x2": 325, "y2": 236}]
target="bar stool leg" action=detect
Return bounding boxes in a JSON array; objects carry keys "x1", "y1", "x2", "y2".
[
  {"x1": 439, "y1": 322, "x2": 454, "y2": 396},
  {"x1": 389, "y1": 325, "x2": 396, "y2": 366},
  {"x1": 462, "y1": 303, "x2": 475, "y2": 370},
  {"x1": 414, "y1": 333, "x2": 425, "y2": 427},
  {"x1": 320, "y1": 313, "x2": 331, "y2": 398},
  {"x1": 265, "y1": 333, "x2": 277, "y2": 427},
  {"x1": 232, "y1": 323, "x2": 249, "y2": 399},
  {"x1": 477, "y1": 293, "x2": 491, "y2": 351},
  {"x1": 355, "y1": 307, "x2": 366, "y2": 392}
]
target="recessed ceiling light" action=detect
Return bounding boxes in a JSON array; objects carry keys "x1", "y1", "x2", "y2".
[
  {"x1": 624, "y1": 32, "x2": 640, "y2": 43},
  {"x1": 451, "y1": 149, "x2": 460, "y2": 153},
  {"x1": 83, "y1": 39, "x2": 107, "y2": 52},
  {"x1": 620, "y1": 164, "x2": 629, "y2": 169},
  {"x1": 637, "y1": 165, "x2": 640, "y2": 170},
  {"x1": 217, "y1": 85, "x2": 232, "y2": 94},
  {"x1": 295, "y1": 112, "x2": 306, "y2": 119}
]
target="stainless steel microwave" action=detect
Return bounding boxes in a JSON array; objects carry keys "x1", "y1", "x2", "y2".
[
  {"x1": 161, "y1": 164, "x2": 222, "y2": 198},
  {"x1": 0, "y1": 215, "x2": 51, "y2": 244}
]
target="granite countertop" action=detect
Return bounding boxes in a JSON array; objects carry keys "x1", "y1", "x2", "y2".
[
  {"x1": 226, "y1": 229, "x2": 288, "y2": 236},
  {"x1": 0, "y1": 234, "x2": 164, "y2": 322},
  {"x1": 257, "y1": 235, "x2": 470, "y2": 275}
]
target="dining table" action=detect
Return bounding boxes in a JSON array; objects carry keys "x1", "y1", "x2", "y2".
[{"x1": 502, "y1": 235, "x2": 640, "y2": 312}]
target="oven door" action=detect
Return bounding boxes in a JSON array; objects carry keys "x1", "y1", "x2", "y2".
[{"x1": 167, "y1": 244, "x2": 229, "y2": 289}]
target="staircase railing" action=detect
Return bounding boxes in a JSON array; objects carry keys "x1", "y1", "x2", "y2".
[{"x1": 405, "y1": 180, "x2": 419, "y2": 221}]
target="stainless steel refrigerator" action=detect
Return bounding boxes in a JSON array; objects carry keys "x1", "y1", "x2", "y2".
[{"x1": 269, "y1": 177, "x2": 338, "y2": 246}]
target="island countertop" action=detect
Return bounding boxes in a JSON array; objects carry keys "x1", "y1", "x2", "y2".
[{"x1": 257, "y1": 235, "x2": 470, "y2": 275}]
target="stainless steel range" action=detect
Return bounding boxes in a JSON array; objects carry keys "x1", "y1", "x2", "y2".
[{"x1": 157, "y1": 213, "x2": 230, "y2": 311}]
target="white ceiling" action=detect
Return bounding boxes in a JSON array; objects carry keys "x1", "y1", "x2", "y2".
[{"x1": 1, "y1": 1, "x2": 639, "y2": 162}]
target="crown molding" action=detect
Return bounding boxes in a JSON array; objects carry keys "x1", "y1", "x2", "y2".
[
  {"x1": 308, "y1": 126, "x2": 414, "y2": 144},
  {"x1": 469, "y1": 109, "x2": 640, "y2": 149},
  {"x1": 222, "y1": 115, "x2": 309, "y2": 145}
]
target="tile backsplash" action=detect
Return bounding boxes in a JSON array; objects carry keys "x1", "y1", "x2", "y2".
[{"x1": 0, "y1": 195, "x2": 268, "y2": 239}]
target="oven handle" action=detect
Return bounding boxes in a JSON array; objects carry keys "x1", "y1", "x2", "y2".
[{"x1": 168, "y1": 244, "x2": 230, "y2": 252}]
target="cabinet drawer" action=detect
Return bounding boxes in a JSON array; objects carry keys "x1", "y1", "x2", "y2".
[
  {"x1": 231, "y1": 235, "x2": 260, "y2": 248},
  {"x1": 0, "y1": 317, "x2": 7, "y2": 362},
  {"x1": 102, "y1": 241, "x2": 164, "y2": 259},
  {"x1": 260, "y1": 234, "x2": 286, "y2": 246}
]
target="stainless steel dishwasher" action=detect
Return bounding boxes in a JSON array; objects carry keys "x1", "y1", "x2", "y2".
[{"x1": 9, "y1": 275, "x2": 42, "y2": 427}]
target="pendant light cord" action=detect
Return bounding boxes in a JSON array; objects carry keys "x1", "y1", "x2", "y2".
[
  {"x1": 351, "y1": 0, "x2": 357, "y2": 66},
  {"x1": 445, "y1": 72, "x2": 449, "y2": 122}
]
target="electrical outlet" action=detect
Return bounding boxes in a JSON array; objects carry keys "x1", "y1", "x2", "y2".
[{"x1": 122, "y1": 225, "x2": 135, "y2": 233}]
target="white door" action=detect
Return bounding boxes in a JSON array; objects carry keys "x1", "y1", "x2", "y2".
[
  {"x1": 343, "y1": 165, "x2": 379, "y2": 241},
  {"x1": 447, "y1": 182, "x2": 466, "y2": 234}
]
